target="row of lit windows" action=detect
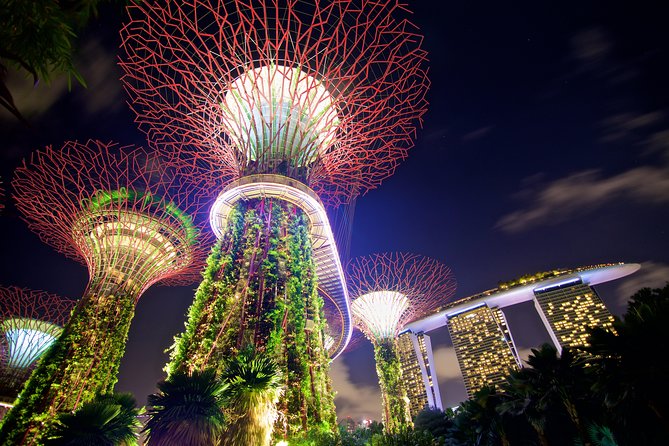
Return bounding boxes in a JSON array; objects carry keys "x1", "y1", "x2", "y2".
[
  {"x1": 535, "y1": 284, "x2": 615, "y2": 349},
  {"x1": 448, "y1": 306, "x2": 520, "y2": 396}
]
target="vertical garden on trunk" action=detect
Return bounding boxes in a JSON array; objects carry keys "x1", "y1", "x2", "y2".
[
  {"x1": 167, "y1": 198, "x2": 336, "y2": 440},
  {"x1": 0, "y1": 289, "x2": 136, "y2": 444},
  {"x1": 374, "y1": 339, "x2": 412, "y2": 433}
]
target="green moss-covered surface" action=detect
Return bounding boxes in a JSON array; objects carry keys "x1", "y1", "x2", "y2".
[
  {"x1": 0, "y1": 289, "x2": 136, "y2": 445},
  {"x1": 374, "y1": 338, "x2": 412, "y2": 433},
  {"x1": 167, "y1": 198, "x2": 337, "y2": 440}
]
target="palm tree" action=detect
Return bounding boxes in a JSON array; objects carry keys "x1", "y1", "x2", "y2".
[
  {"x1": 586, "y1": 284, "x2": 669, "y2": 444},
  {"x1": 468, "y1": 387, "x2": 510, "y2": 446},
  {"x1": 497, "y1": 368, "x2": 550, "y2": 446},
  {"x1": 143, "y1": 368, "x2": 227, "y2": 446},
  {"x1": 46, "y1": 393, "x2": 141, "y2": 446},
  {"x1": 498, "y1": 344, "x2": 595, "y2": 446},
  {"x1": 524, "y1": 344, "x2": 591, "y2": 442},
  {"x1": 414, "y1": 407, "x2": 452, "y2": 439},
  {"x1": 445, "y1": 386, "x2": 510, "y2": 446},
  {"x1": 219, "y1": 351, "x2": 283, "y2": 446}
]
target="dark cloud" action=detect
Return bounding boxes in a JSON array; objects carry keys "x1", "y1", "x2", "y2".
[
  {"x1": 329, "y1": 359, "x2": 382, "y2": 420},
  {"x1": 599, "y1": 111, "x2": 665, "y2": 144},
  {"x1": 462, "y1": 126, "x2": 493, "y2": 143},
  {"x1": 433, "y1": 346, "x2": 466, "y2": 408},
  {"x1": 570, "y1": 27, "x2": 637, "y2": 85},
  {"x1": 616, "y1": 261, "x2": 669, "y2": 306},
  {"x1": 498, "y1": 110, "x2": 669, "y2": 233},
  {"x1": 496, "y1": 166, "x2": 669, "y2": 233}
]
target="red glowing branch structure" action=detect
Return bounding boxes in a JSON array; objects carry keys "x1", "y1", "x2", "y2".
[
  {"x1": 12, "y1": 140, "x2": 213, "y2": 297},
  {"x1": 0, "y1": 140, "x2": 215, "y2": 442},
  {"x1": 119, "y1": 0, "x2": 430, "y2": 207},
  {"x1": 347, "y1": 252, "x2": 456, "y2": 433},
  {"x1": 0, "y1": 286, "x2": 76, "y2": 402},
  {"x1": 348, "y1": 252, "x2": 457, "y2": 342}
]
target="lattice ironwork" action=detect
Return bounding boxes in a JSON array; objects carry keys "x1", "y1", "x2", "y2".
[
  {"x1": 0, "y1": 286, "x2": 76, "y2": 401},
  {"x1": 348, "y1": 252, "x2": 457, "y2": 342},
  {"x1": 119, "y1": 0, "x2": 430, "y2": 207},
  {"x1": 12, "y1": 140, "x2": 214, "y2": 298}
]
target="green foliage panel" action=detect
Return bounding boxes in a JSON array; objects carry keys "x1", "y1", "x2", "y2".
[
  {"x1": 167, "y1": 198, "x2": 337, "y2": 440},
  {"x1": 0, "y1": 288, "x2": 136, "y2": 445},
  {"x1": 374, "y1": 339, "x2": 412, "y2": 433}
]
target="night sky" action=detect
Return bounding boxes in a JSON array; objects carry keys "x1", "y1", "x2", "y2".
[{"x1": 1, "y1": 0, "x2": 668, "y2": 422}]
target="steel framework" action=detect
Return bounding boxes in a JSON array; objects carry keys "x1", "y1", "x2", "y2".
[
  {"x1": 13, "y1": 141, "x2": 211, "y2": 297},
  {"x1": 119, "y1": 1, "x2": 429, "y2": 439},
  {"x1": 348, "y1": 252, "x2": 457, "y2": 341},
  {"x1": 0, "y1": 286, "x2": 76, "y2": 403},
  {"x1": 347, "y1": 252, "x2": 456, "y2": 432},
  {"x1": 210, "y1": 174, "x2": 351, "y2": 358},
  {"x1": 120, "y1": 0, "x2": 429, "y2": 354},
  {"x1": 119, "y1": 0, "x2": 429, "y2": 207}
]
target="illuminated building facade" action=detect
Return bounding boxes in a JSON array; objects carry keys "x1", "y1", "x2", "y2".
[
  {"x1": 533, "y1": 279, "x2": 616, "y2": 352},
  {"x1": 447, "y1": 305, "x2": 520, "y2": 397},
  {"x1": 397, "y1": 332, "x2": 442, "y2": 419},
  {"x1": 404, "y1": 263, "x2": 639, "y2": 400}
]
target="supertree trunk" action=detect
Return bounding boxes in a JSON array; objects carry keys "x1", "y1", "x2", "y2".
[
  {"x1": 167, "y1": 198, "x2": 336, "y2": 439},
  {"x1": 3, "y1": 141, "x2": 207, "y2": 445},
  {"x1": 373, "y1": 338, "x2": 412, "y2": 433},
  {"x1": 0, "y1": 280, "x2": 137, "y2": 445}
]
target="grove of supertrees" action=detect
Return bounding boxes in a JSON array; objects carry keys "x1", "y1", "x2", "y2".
[
  {"x1": 119, "y1": 0, "x2": 429, "y2": 440},
  {"x1": 0, "y1": 141, "x2": 211, "y2": 444},
  {"x1": 0, "y1": 286, "x2": 76, "y2": 406},
  {"x1": 348, "y1": 252, "x2": 456, "y2": 433}
]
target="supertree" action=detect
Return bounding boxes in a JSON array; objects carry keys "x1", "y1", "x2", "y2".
[
  {"x1": 348, "y1": 253, "x2": 456, "y2": 433},
  {"x1": 119, "y1": 0, "x2": 429, "y2": 439},
  {"x1": 0, "y1": 287, "x2": 76, "y2": 406},
  {"x1": 0, "y1": 140, "x2": 211, "y2": 444}
]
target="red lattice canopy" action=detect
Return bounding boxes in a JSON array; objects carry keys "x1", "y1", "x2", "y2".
[
  {"x1": 348, "y1": 252, "x2": 456, "y2": 341},
  {"x1": 120, "y1": 0, "x2": 429, "y2": 206},
  {"x1": 12, "y1": 141, "x2": 213, "y2": 297}
]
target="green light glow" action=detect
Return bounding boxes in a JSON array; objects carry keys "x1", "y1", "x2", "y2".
[{"x1": 81, "y1": 189, "x2": 197, "y2": 245}]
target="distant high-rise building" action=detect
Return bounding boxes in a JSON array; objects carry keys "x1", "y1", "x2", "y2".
[
  {"x1": 533, "y1": 279, "x2": 615, "y2": 353},
  {"x1": 447, "y1": 304, "x2": 521, "y2": 397},
  {"x1": 397, "y1": 332, "x2": 442, "y2": 418},
  {"x1": 405, "y1": 264, "x2": 638, "y2": 399}
]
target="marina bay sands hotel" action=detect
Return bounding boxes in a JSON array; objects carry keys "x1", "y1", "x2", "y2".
[{"x1": 396, "y1": 263, "x2": 639, "y2": 417}]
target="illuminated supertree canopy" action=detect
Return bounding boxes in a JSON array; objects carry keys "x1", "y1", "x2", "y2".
[
  {"x1": 120, "y1": 1, "x2": 428, "y2": 441},
  {"x1": 348, "y1": 252, "x2": 456, "y2": 433},
  {"x1": 349, "y1": 253, "x2": 457, "y2": 340},
  {"x1": 0, "y1": 140, "x2": 212, "y2": 444},
  {"x1": 119, "y1": 0, "x2": 429, "y2": 206},
  {"x1": 0, "y1": 286, "x2": 76, "y2": 403}
]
